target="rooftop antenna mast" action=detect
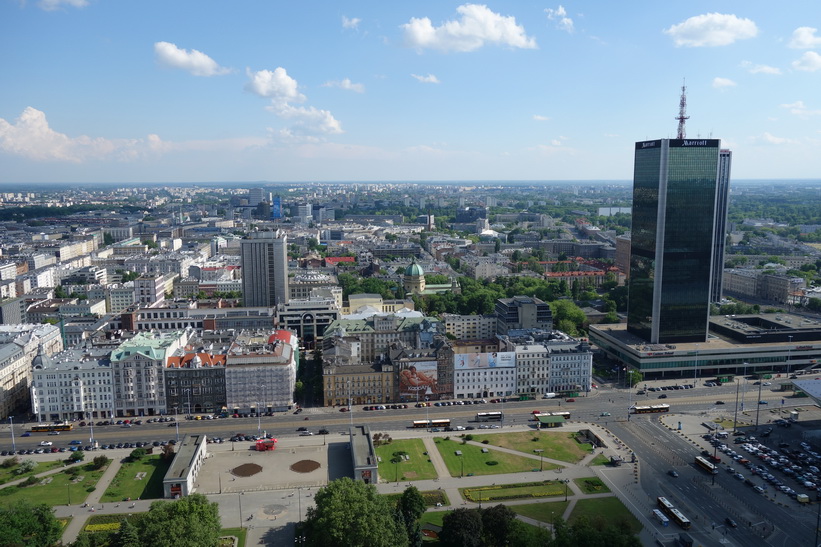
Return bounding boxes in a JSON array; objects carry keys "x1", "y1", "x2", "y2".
[{"x1": 675, "y1": 80, "x2": 689, "y2": 139}]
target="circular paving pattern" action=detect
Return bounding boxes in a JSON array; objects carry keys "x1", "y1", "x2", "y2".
[
  {"x1": 290, "y1": 459, "x2": 320, "y2": 473},
  {"x1": 231, "y1": 463, "x2": 263, "y2": 477}
]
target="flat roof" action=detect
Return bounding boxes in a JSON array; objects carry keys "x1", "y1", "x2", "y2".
[
  {"x1": 349, "y1": 425, "x2": 376, "y2": 469},
  {"x1": 164, "y1": 434, "x2": 205, "y2": 481}
]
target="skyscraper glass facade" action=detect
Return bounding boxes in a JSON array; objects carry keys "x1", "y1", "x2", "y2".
[{"x1": 627, "y1": 139, "x2": 720, "y2": 344}]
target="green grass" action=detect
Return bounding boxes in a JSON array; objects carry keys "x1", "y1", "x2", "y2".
[
  {"x1": 420, "y1": 510, "x2": 447, "y2": 529},
  {"x1": 375, "y1": 439, "x2": 439, "y2": 482},
  {"x1": 573, "y1": 477, "x2": 610, "y2": 494},
  {"x1": 511, "y1": 500, "x2": 571, "y2": 523},
  {"x1": 0, "y1": 461, "x2": 108, "y2": 507},
  {"x1": 469, "y1": 431, "x2": 593, "y2": 463},
  {"x1": 434, "y1": 437, "x2": 560, "y2": 477},
  {"x1": 220, "y1": 527, "x2": 247, "y2": 547},
  {"x1": 383, "y1": 489, "x2": 450, "y2": 507},
  {"x1": 0, "y1": 459, "x2": 65, "y2": 485},
  {"x1": 568, "y1": 498, "x2": 642, "y2": 533},
  {"x1": 589, "y1": 454, "x2": 610, "y2": 466},
  {"x1": 100, "y1": 455, "x2": 171, "y2": 502},
  {"x1": 461, "y1": 480, "x2": 568, "y2": 502}
]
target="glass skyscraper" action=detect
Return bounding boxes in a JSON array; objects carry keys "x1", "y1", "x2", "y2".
[{"x1": 627, "y1": 139, "x2": 721, "y2": 344}]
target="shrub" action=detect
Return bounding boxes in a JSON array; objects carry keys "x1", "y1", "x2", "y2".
[
  {"x1": 486, "y1": 461, "x2": 499, "y2": 466},
  {"x1": 16, "y1": 459, "x2": 36, "y2": 475},
  {"x1": 92, "y1": 455, "x2": 111, "y2": 470},
  {"x1": 465, "y1": 434, "x2": 474, "y2": 441},
  {"x1": 87, "y1": 486, "x2": 96, "y2": 492},
  {"x1": 1, "y1": 456, "x2": 19, "y2": 469},
  {"x1": 18, "y1": 475, "x2": 39, "y2": 487},
  {"x1": 481, "y1": 440, "x2": 489, "y2": 445}
]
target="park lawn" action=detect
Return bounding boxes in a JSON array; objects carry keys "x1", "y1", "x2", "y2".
[
  {"x1": 220, "y1": 527, "x2": 247, "y2": 547},
  {"x1": 589, "y1": 454, "x2": 610, "y2": 466},
  {"x1": 384, "y1": 489, "x2": 450, "y2": 507},
  {"x1": 0, "y1": 461, "x2": 108, "y2": 507},
  {"x1": 0, "y1": 459, "x2": 65, "y2": 485},
  {"x1": 469, "y1": 431, "x2": 593, "y2": 463},
  {"x1": 461, "y1": 480, "x2": 567, "y2": 502},
  {"x1": 568, "y1": 498, "x2": 642, "y2": 534},
  {"x1": 420, "y1": 509, "x2": 447, "y2": 529},
  {"x1": 375, "y1": 439, "x2": 438, "y2": 482},
  {"x1": 434, "y1": 437, "x2": 554, "y2": 477},
  {"x1": 100, "y1": 454, "x2": 171, "y2": 502},
  {"x1": 573, "y1": 477, "x2": 610, "y2": 494},
  {"x1": 511, "y1": 500, "x2": 571, "y2": 523}
]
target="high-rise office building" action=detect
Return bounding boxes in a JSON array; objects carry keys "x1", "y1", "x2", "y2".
[
  {"x1": 627, "y1": 138, "x2": 721, "y2": 344},
  {"x1": 710, "y1": 149, "x2": 732, "y2": 303},
  {"x1": 240, "y1": 230, "x2": 289, "y2": 307},
  {"x1": 248, "y1": 188, "x2": 269, "y2": 207}
]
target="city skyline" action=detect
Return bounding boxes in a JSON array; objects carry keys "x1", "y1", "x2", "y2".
[{"x1": 2, "y1": 2, "x2": 821, "y2": 184}]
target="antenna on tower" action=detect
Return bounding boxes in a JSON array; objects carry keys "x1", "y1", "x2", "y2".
[{"x1": 675, "y1": 80, "x2": 689, "y2": 139}]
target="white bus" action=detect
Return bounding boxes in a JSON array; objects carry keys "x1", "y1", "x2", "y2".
[{"x1": 652, "y1": 509, "x2": 669, "y2": 527}]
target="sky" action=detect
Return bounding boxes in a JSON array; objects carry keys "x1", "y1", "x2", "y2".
[{"x1": 1, "y1": 1, "x2": 820, "y2": 184}]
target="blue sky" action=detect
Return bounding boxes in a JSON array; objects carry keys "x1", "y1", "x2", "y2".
[{"x1": 1, "y1": 1, "x2": 820, "y2": 184}]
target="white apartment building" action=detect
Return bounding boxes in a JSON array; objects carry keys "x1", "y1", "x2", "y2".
[
  {"x1": 453, "y1": 352, "x2": 517, "y2": 399},
  {"x1": 514, "y1": 340, "x2": 594, "y2": 396},
  {"x1": 0, "y1": 324, "x2": 63, "y2": 419},
  {"x1": 224, "y1": 329, "x2": 297, "y2": 413},
  {"x1": 30, "y1": 349, "x2": 115, "y2": 422},
  {"x1": 440, "y1": 314, "x2": 498, "y2": 340}
]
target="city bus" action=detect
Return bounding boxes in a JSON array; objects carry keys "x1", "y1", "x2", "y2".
[
  {"x1": 411, "y1": 419, "x2": 451, "y2": 429},
  {"x1": 668, "y1": 508, "x2": 691, "y2": 529},
  {"x1": 475, "y1": 411, "x2": 504, "y2": 422},
  {"x1": 652, "y1": 509, "x2": 670, "y2": 527},
  {"x1": 630, "y1": 404, "x2": 670, "y2": 414},
  {"x1": 657, "y1": 496, "x2": 675, "y2": 515},
  {"x1": 694, "y1": 456, "x2": 719, "y2": 474},
  {"x1": 30, "y1": 423, "x2": 73, "y2": 433}
]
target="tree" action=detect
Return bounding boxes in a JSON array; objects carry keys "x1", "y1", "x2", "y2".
[
  {"x1": 69, "y1": 451, "x2": 85, "y2": 463},
  {"x1": 303, "y1": 477, "x2": 408, "y2": 547},
  {"x1": 116, "y1": 518, "x2": 141, "y2": 547},
  {"x1": 138, "y1": 493, "x2": 221, "y2": 547},
  {"x1": 396, "y1": 485, "x2": 426, "y2": 546},
  {"x1": 129, "y1": 448, "x2": 147, "y2": 461},
  {"x1": 625, "y1": 369, "x2": 643, "y2": 388},
  {"x1": 481, "y1": 504, "x2": 518, "y2": 547},
  {"x1": 161, "y1": 443, "x2": 175, "y2": 462},
  {"x1": 0, "y1": 500, "x2": 62, "y2": 547},
  {"x1": 91, "y1": 455, "x2": 111, "y2": 470},
  {"x1": 439, "y1": 508, "x2": 483, "y2": 547}
]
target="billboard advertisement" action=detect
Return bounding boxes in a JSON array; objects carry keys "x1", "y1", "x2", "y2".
[
  {"x1": 454, "y1": 351, "x2": 515, "y2": 370},
  {"x1": 399, "y1": 361, "x2": 439, "y2": 397}
]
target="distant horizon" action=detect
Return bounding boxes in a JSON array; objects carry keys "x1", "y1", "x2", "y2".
[{"x1": 0, "y1": 178, "x2": 820, "y2": 192}]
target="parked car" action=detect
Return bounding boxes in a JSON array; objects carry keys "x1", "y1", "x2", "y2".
[{"x1": 566, "y1": 398, "x2": 576, "y2": 402}]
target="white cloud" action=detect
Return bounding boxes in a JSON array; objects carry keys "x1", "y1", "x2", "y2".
[
  {"x1": 153, "y1": 42, "x2": 231, "y2": 77},
  {"x1": 789, "y1": 27, "x2": 821, "y2": 49},
  {"x1": 342, "y1": 16, "x2": 361, "y2": 30},
  {"x1": 781, "y1": 101, "x2": 821, "y2": 118},
  {"x1": 0, "y1": 107, "x2": 164, "y2": 162},
  {"x1": 246, "y1": 68, "x2": 343, "y2": 137},
  {"x1": 412, "y1": 73, "x2": 440, "y2": 84},
  {"x1": 664, "y1": 13, "x2": 758, "y2": 47},
  {"x1": 754, "y1": 132, "x2": 798, "y2": 145},
  {"x1": 741, "y1": 61, "x2": 781, "y2": 75},
  {"x1": 322, "y1": 78, "x2": 365, "y2": 93},
  {"x1": 533, "y1": 115, "x2": 550, "y2": 122},
  {"x1": 245, "y1": 68, "x2": 306, "y2": 104},
  {"x1": 792, "y1": 51, "x2": 821, "y2": 72},
  {"x1": 545, "y1": 5, "x2": 574, "y2": 33},
  {"x1": 38, "y1": 0, "x2": 88, "y2": 11},
  {"x1": 712, "y1": 77, "x2": 737, "y2": 89},
  {"x1": 402, "y1": 4, "x2": 537, "y2": 52}
]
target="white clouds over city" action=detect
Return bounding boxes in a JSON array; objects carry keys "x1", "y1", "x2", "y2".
[
  {"x1": 342, "y1": 16, "x2": 361, "y2": 30},
  {"x1": 412, "y1": 74, "x2": 440, "y2": 84},
  {"x1": 402, "y1": 4, "x2": 537, "y2": 52},
  {"x1": 664, "y1": 13, "x2": 758, "y2": 47},
  {"x1": 0, "y1": 107, "x2": 164, "y2": 162},
  {"x1": 322, "y1": 78, "x2": 365, "y2": 93},
  {"x1": 154, "y1": 42, "x2": 231, "y2": 77},
  {"x1": 712, "y1": 77, "x2": 736, "y2": 89},
  {"x1": 741, "y1": 61, "x2": 781, "y2": 75},
  {"x1": 792, "y1": 51, "x2": 821, "y2": 72},
  {"x1": 788, "y1": 27, "x2": 821, "y2": 49},
  {"x1": 37, "y1": 0, "x2": 87, "y2": 11},
  {"x1": 781, "y1": 101, "x2": 821, "y2": 118},
  {"x1": 545, "y1": 5, "x2": 574, "y2": 33}
]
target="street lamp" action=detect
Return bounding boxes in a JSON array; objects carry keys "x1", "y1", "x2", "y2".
[
  {"x1": 732, "y1": 378, "x2": 741, "y2": 435},
  {"x1": 459, "y1": 453, "x2": 464, "y2": 478},
  {"x1": 184, "y1": 388, "x2": 191, "y2": 418},
  {"x1": 787, "y1": 335, "x2": 793, "y2": 375},
  {"x1": 535, "y1": 449, "x2": 544, "y2": 471},
  {"x1": 563, "y1": 479, "x2": 569, "y2": 502},
  {"x1": 755, "y1": 377, "x2": 764, "y2": 430},
  {"x1": 173, "y1": 406, "x2": 180, "y2": 443},
  {"x1": 88, "y1": 409, "x2": 95, "y2": 445},
  {"x1": 9, "y1": 417, "x2": 16, "y2": 453}
]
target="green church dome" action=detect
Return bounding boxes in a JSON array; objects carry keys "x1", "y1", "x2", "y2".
[{"x1": 405, "y1": 261, "x2": 424, "y2": 276}]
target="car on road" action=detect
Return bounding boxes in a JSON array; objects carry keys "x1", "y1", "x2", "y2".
[
  {"x1": 299, "y1": 431, "x2": 314, "y2": 436},
  {"x1": 318, "y1": 429, "x2": 329, "y2": 435},
  {"x1": 762, "y1": 382, "x2": 771, "y2": 386},
  {"x1": 658, "y1": 394, "x2": 668, "y2": 399},
  {"x1": 668, "y1": 470, "x2": 679, "y2": 477},
  {"x1": 296, "y1": 427, "x2": 308, "y2": 432},
  {"x1": 339, "y1": 407, "x2": 349, "y2": 412},
  {"x1": 600, "y1": 412, "x2": 611, "y2": 416},
  {"x1": 21, "y1": 432, "x2": 31, "y2": 437},
  {"x1": 566, "y1": 398, "x2": 576, "y2": 402},
  {"x1": 48, "y1": 431, "x2": 60, "y2": 435},
  {"x1": 725, "y1": 517, "x2": 738, "y2": 528},
  {"x1": 715, "y1": 401, "x2": 725, "y2": 405},
  {"x1": 39, "y1": 441, "x2": 52, "y2": 446},
  {"x1": 69, "y1": 440, "x2": 82, "y2": 445},
  {"x1": 759, "y1": 400, "x2": 768, "y2": 405}
]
